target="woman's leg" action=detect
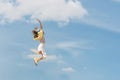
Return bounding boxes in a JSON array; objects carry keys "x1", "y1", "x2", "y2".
[
  {"x1": 34, "y1": 43, "x2": 46, "y2": 65},
  {"x1": 33, "y1": 50, "x2": 46, "y2": 65}
]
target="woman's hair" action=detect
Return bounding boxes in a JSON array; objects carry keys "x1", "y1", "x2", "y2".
[{"x1": 32, "y1": 30, "x2": 38, "y2": 38}]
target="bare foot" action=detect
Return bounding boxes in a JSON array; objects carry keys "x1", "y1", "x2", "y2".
[{"x1": 33, "y1": 58, "x2": 39, "y2": 66}]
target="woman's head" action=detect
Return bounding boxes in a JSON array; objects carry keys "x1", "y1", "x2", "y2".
[{"x1": 32, "y1": 30, "x2": 38, "y2": 38}]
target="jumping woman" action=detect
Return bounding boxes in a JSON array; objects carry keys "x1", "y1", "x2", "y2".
[{"x1": 31, "y1": 19, "x2": 46, "y2": 65}]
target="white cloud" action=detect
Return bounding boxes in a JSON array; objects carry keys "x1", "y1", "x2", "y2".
[
  {"x1": 27, "y1": 54, "x2": 61, "y2": 62},
  {"x1": 46, "y1": 55, "x2": 58, "y2": 61},
  {"x1": 0, "y1": 0, "x2": 88, "y2": 23},
  {"x1": 80, "y1": 11, "x2": 120, "y2": 33},
  {"x1": 62, "y1": 67, "x2": 75, "y2": 72},
  {"x1": 56, "y1": 41, "x2": 95, "y2": 50},
  {"x1": 48, "y1": 41, "x2": 95, "y2": 57},
  {"x1": 113, "y1": 0, "x2": 120, "y2": 2},
  {"x1": 27, "y1": 54, "x2": 40, "y2": 59}
]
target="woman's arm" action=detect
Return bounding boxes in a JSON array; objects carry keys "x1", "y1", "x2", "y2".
[{"x1": 36, "y1": 19, "x2": 43, "y2": 30}]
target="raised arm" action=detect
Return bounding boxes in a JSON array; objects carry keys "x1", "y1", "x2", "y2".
[{"x1": 36, "y1": 19, "x2": 43, "y2": 30}]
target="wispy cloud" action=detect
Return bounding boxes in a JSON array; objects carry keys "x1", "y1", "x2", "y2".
[
  {"x1": 56, "y1": 41, "x2": 95, "y2": 50},
  {"x1": 80, "y1": 8, "x2": 120, "y2": 33},
  {"x1": 0, "y1": 0, "x2": 87, "y2": 23},
  {"x1": 27, "y1": 54, "x2": 63, "y2": 62},
  {"x1": 46, "y1": 55, "x2": 58, "y2": 61},
  {"x1": 27, "y1": 54, "x2": 41, "y2": 59},
  {"x1": 112, "y1": 0, "x2": 120, "y2": 2},
  {"x1": 47, "y1": 41, "x2": 95, "y2": 57},
  {"x1": 62, "y1": 67, "x2": 75, "y2": 72}
]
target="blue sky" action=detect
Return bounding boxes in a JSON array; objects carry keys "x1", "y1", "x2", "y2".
[{"x1": 0, "y1": 0, "x2": 120, "y2": 80}]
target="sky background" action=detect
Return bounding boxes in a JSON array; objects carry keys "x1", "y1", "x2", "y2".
[{"x1": 0, "y1": 0, "x2": 120, "y2": 80}]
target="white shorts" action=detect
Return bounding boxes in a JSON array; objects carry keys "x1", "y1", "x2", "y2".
[{"x1": 37, "y1": 43, "x2": 46, "y2": 54}]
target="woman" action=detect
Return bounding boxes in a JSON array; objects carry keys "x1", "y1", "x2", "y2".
[{"x1": 31, "y1": 19, "x2": 46, "y2": 65}]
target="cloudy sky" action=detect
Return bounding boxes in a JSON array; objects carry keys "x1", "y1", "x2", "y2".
[{"x1": 0, "y1": 0, "x2": 120, "y2": 80}]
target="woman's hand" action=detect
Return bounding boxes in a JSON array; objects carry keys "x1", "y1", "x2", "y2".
[{"x1": 36, "y1": 18, "x2": 40, "y2": 22}]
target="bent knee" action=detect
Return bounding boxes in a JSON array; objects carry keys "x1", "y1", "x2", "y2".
[{"x1": 38, "y1": 51, "x2": 43, "y2": 54}]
